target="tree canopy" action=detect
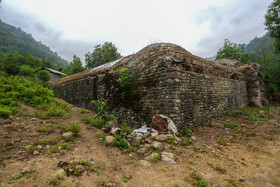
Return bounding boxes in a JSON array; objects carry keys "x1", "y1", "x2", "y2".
[
  {"x1": 265, "y1": 0, "x2": 280, "y2": 52},
  {"x1": 0, "y1": 20, "x2": 69, "y2": 68},
  {"x1": 215, "y1": 39, "x2": 251, "y2": 63},
  {"x1": 64, "y1": 55, "x2": 85, "y2": 75},
  {"x1": 85, "y1": 42, "x2": 121, "y2": 69}
]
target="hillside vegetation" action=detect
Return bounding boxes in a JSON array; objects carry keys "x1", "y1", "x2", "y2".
[{"x1": 0, "y1": 20, "x2": 68, "y2": 69}]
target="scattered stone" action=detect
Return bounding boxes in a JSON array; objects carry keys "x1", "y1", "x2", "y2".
[
  {"x1": 33, "y1": 151, "x2": 39, "y2": 156},
  {"x1": 137, "y1": 148, "x2": 147, "y2": 154},
  {"x1": 31, "y1": 118, "x2": 37, "y2": 121},
  {"x1": 105, "y1": 136, "x2": 115, "y2": 144},
  {"x1": 211, "y1": 120, "x2": 224, "y2": 128},
  {"x1": 144, "y1": 144, "x2": 152, "y2": 149},
  {"x1": 191, "y1": 136, "x2": 197, "y2": 141},
  {"x1": 143, "y1": 132, "x2": 151, "y2": 139},
  {"x1": 21, "y1": 166, "x2": 32, "y2": 174},
  {"x1": 76, "y1": 165, "x2": 84, "y2": 172},
  {"x1": 155, "y1": 134, "x2": 168, "y2": 142},
  {"x1": 46, "y1": 145, "x2": 50, "y2": 149},
  {"x1": 161, "y1": 152, "x2": 175, "y2": 159},
  {"x1": 62, "y1": 132, "x2": 73, "y2": 138},
  {"x1": 161, "y1": 155, "x2": 176, "y2": 164},
  {"x1": 37, "y1": 145, "x2": 42, "y2": 149},
  {"x1": 110, "y1": 127, "x2": 121, "y2": 135},
  {"x1": 139, "y1": 160, "x2": 152, "y2": 167},
  {"x1": 151, "y1": 132, "x2": 158, "y2": 139},
  {"x1": 166, "y1": 134, "x2": 173, "y2": 139},
  {"x1": 135, "y1": 136, "x2": 142, "y2": 142},
  {"x1": 127, "y1": 134, "x2": 133, "y2": 139},
  {"x1": 145, "y1": 137, "x2": 153, "y2": 144},
  {"x1": 176, "y1": 137, "x2": 182, "y2": 142},
  {"x1": 145, "y1": 153, "x2": 159, "y2": 161},
  {"x1": 54, "y1": 169, "x2": 65, "y2": 176},
  {"x1": 107, "y1": 182, "x2": 113, "y2": 187},
  {"x1": 152, "y1": 141, "x2": 164, "y2": 151},
  {"x1": 105, "y1": 120, "x2": 118, "y2": 130}
]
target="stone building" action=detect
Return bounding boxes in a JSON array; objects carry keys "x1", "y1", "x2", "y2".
[{"x1": 51, "y1": 43, "x2": 267, "y2": 129}]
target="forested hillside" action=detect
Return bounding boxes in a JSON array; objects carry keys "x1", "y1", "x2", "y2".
[{"x1": 0, "y1": 20, "x2": 68, "y2": 68}]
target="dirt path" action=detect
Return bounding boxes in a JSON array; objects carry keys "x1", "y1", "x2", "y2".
[{"x1": 0, "y1": 103, "x2": 280, "y2": 187}]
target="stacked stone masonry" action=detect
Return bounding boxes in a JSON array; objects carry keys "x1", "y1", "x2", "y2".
[{"x1": 51, "y1": 43, "x2": 267, "y2": 129}]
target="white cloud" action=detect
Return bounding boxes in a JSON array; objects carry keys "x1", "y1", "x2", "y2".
[{"x1": 0, "y1": 0, "x2": 274, "y2": 61}]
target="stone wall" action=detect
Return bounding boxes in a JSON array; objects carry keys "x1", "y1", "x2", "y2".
[{"x1": 52, "y1": 43, "x2": 251, "y2": 129}]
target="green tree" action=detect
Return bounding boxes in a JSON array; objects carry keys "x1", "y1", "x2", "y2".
[
  {"x1": 19, "y1": 65, "x2": 35, "y2": 77},
  {"x1": 215, "y1": 39, "x2": 251, "y2": 63},
  {"x1": 265, "y1": 0, "x2": 280, "y2": 52},
  {"x1": 252, "y1": 39, "x2": 275, "y2": 81},
  {"x1": 4, "y1": 52, "x2": 26, "y2": 75},
  {"x1": 37, "y1": 70, "x2": 51, "y2": 82},
  {"x1": 64, "y1": 55, "x2": 85, "y2": 75},
  {"x1": 85, "y1": 42, "x2": 121, "y2": 69}
]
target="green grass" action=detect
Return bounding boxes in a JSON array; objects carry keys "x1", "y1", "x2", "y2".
[
  {"x1": 122, "y1": 174, "x2": 132, "y2": 182},
  {"x1": 153, "y1": 155, "x2": 162, "y2": 162},
  {"x1": 217, "y1": 139, "x2": 227, "y2": 146},
  {"x1": 0, "y1": 75, "x2": 72, "y2": 119},
  {"x1": 39, "y1": 137, "x2": 58, "y2": 145},
  {"x1": 89, "y1": 116, "x2": 106, "y2": 128},
  {"x1": 112, "y1": 135, "x2": 130, "y2": 151},
  {"x1": 224, "y1": 121, "x2": 239, "y2": 130},
  {"x1": 46, "y1": 173, "x2": 65, "y2": 185},
  {"x1": 69, "y1": 123, "x2": 81, "y2": 134},
  {"x1": 182, "y1": 138, "x2": 193, "y2": 146},
  {"x1": 190, "y1": 171, "x2": 208, "y2": 187}
]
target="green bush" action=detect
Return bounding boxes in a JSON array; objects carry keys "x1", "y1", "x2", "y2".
[
  {"x1": 0, "y1": 75, "x2": 57, "y2": 118},
  {"x1": 19, "y1": 65, "x2": 34, "y2": 77},
  {"x1": 89, "y1": 116, "x2": 106, "y2": 128},
  {"x1": 117, "y1": 65, "x2": 132, "y2": 87},
  {"x1": 91, "y1": 98, "x2": 107, "y2": 116},
  {"x1": 112, "y1": 135, "x2": 130, "y2": 151},
  {"x1": 70, "y1": 123, "x2": 81, "y2": 134},
  {"x1": 37, "y1": 70, "x2": 51, "y2": 82}
]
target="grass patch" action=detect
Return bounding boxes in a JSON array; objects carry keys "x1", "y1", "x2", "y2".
[
  {"x1": 47, "y1": 173, "x2": 65, "y2": 185},
  {"x1": 224, "y1": 121, "x2": 239, "y2": 130},
  {"x1": 182, "y1": 138, "x2": 193, "y2": 146},
  {"x1": 217, "y1": 139, "x2": 227, "y2": 146},
  {"x1": 112, "y1": 135, "x2": 130, "y2": 151}
]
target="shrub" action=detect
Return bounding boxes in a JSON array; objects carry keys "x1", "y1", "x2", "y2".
[
  {"x1": 91, "y1": 98, "x2": 107, "y2": 116},
  {"x1": 19, "y1": 65, "x2": 34, "y2": 77},
  {"x1": 112, "y1": 135, "x2": 130, "y2": 151},
  {"x1": 0, "y1": 105, "x2": 13, "y2": 118},
  {"x1": 120, "y1": 122, "x2": 133, "y2": 133},
  {"x1": 70, "y1": 123, "x2": 81, "y2": 134},
  {"x1": 37, "y1": 70, "x2": 51, "y2": 82},
  {"x1": 117, "y1": 65, "x2": 132, "y2": 87},
  {"x1": 89, "y1": 116, "x2": 106, "y2": 128}
]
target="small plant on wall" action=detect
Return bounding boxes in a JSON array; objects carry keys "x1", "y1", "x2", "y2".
[{"x1": 117, "y1": 65, "x2": 132, "y2": 88}]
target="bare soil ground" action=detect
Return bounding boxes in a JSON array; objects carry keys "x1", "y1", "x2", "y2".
[{"x1": 0, "y1": 100, "x2": 280, "y2": 187}]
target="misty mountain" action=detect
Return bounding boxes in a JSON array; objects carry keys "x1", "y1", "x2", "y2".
[{"x1": 0, "y1": 20, "x2": 69, "y2": 68}]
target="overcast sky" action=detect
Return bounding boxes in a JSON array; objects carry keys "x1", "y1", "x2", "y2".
[{"x1": 0, "y1": 0, "x2": 273, "y2": 62}]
